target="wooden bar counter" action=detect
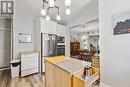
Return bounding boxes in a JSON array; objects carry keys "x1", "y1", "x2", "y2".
[{"x1": 45, "y1": 56, "x2": 99, "y2": 87}]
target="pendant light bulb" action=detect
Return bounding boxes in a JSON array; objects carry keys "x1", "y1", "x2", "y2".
[
  {"x1": 66, "y1": 8, "x2": 71, "y2": 15},
  {"x1": 49, "y1": 0, "x2": 55, "y2": 7},
  {"x1": 41, "y1": 8, "x2": 46, "y2": 16},
  {"x1": 65, "y1": 0, "x2": 71, "y2": 6},
  {"x1": 57, "y1": 14, "x2": 61, "y2": 21},
  {"x1": 46, "y1": 15, "x2": 50, "y2": 21}
]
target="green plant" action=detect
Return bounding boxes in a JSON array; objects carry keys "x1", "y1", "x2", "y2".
[{"x1": 90, "y1": 44, "x2": 95, "y2": 49}]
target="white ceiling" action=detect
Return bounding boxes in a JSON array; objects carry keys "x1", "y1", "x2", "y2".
[{"x1": 15, "y1": 0, "x2": 98, "y2": 25}]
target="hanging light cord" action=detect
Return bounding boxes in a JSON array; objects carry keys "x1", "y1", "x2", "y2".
[{"x1": 41, "y1": 0, "x2": 71, "y2": 21}]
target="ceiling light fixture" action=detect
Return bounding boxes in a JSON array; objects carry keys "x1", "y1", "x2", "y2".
[
  {"x1": 41, "y1": 0, "x2": 71, "y2": 21},
  {"x1": 49, "y1": 0, "x2": 55, "y2": 7},
  {"x1": 46, "y1": 9, "x2": 50, "y2": 21},
  {"x1": 41, "y1": 1, "x2": 46, "y2": 16},
  {"x1": 57, "y1": 8, "x2": 61, "y2": 21},
  {"x1": 46, "y1": 15, "x2": 50, "y2": 21},
  {"x1": 57, "y1": 14, "x2": 61, "y2": 21},
  {"x1": 66, "y1": 7, "x2": 71, "y2": 15},
  {"x1": 65, "y1": 0, "x2": 71, "y2": 6},
  {"x1": 41, "y1": 9, "x2": 46, "y2": 16}
]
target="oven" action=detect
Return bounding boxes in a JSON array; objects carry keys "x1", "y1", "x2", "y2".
[
  {"x1": 57, "y1": 45, "x2": 65, "y2": 56},
  {"x1": 57, "y1": 36, "x2": 65, "y2": 56}
]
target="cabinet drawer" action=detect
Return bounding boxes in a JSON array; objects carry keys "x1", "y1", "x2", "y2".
[
  {"x1": 21, "y1": 68, "x2": 38, "y2": 77},
  {"x1": 73, "y1": 68, "x2": 99, "y2": 87},
  {"x1": 21, "y1": 55, "x2": 38, "y2": 71}
]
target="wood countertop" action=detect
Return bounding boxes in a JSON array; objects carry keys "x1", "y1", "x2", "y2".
[
  {"x1": 45, "y1": 56, "x2": 69, "y2": 63},
  {"x1": 45, "y1": 56, "x2": 99, "y2": 87},
  {"x1": 45, "y1": 56, "x2": 91, "y2": 74}
]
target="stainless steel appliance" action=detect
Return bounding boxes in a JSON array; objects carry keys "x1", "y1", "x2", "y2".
[
  {"x1": 41, "y1": 33, "x2": 57, "y2": 57},
  {"x1": 57, "y1": 36, "x2": 65, "y2": 56},
  {"x1": 57, "y1": 45, "x2": 65, "y2": 56},
  {"x1": 57, "y1": 36, "x2": 65, "y2": 43},
  {"x1": 41, "y1": 33, "x2": 57, "y2": 73}
]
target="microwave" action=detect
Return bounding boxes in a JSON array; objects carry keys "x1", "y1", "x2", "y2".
[{"x1": 57, "y1": 36, "x2": 65, "y2": 43}]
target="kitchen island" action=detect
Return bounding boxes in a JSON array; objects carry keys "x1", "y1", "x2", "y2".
[{"x1": 45, "y1": 56, "x2": 99, "y2": 87}]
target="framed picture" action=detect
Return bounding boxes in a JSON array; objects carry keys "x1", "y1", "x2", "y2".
[
  {"x1": 19, "y1": 33, "x2": 32, "y2": 43},
  {"x1": 114, "y1": 11, "x2": 130, "y2": 35}
]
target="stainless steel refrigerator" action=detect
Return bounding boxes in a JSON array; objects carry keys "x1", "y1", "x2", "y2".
[
  {"x1": 41, "y1": 33, "x2": 57, "y2": 57},
  {"x1": 41, "y1": 33, "x2": 57, "y2": 72}
]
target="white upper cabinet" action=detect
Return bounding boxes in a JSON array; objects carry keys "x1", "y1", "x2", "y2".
[
  {"x1": 40, "y1": 18, "x2": 47, "y2": 33},
  {"x1": 40, "y1": 18, "x2": 56, "y2": 34},
  {"x1": 46, "y1": 21, "x2": 56, "y2": 34},
  {"x1": 56, "y1": 24, "x2": 66, "y2": 36},
  {"x1": 38, "y1": 18, "x2": 66, "y2": 36}
]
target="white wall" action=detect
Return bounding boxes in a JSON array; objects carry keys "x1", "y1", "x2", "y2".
[
  {"x1": 70, "y1": 33, "x2": 78, "y2": 41},
  {"x1": 13, "y1": 13, "x2": 35, "y2": 58},
  {"x1": 67, "y1": 0, "x2": 98, "y2": 27},
  {"x1": 13, "y1": 0, "x2": 36, "y2": 59},
  {"x1": 99, "y1": 0, "x2": 130, "y2": 87}
]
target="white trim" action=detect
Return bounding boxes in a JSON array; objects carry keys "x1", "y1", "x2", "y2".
[
  {"x1": 100, "y1": 83, "x2": 111, "y2": 87},
  {"x1": 0, "y1": 67, "x2": 10, "y2": 71}
]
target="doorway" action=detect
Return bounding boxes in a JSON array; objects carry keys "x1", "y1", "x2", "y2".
[{"x1": 0, "y1": 18, "x2": 12, "y2": 69}]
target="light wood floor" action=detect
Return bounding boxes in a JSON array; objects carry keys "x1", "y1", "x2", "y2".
[
  {"x1": 0, "y1": 70, "x2": 99, "y2": 87},
  {"x1": 0, "y1": 70, "x2": 45, "y2": 87}
]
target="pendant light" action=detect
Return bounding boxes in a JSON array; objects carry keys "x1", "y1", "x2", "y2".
[
  {"x1": 41, "y1": 2, "x2": 46, "y2": 16},
  {"x1": 46, "y1": 10, "x2": 50, "y2": 21},
  {"x1": 41, "y1": 0, "x2": 71, "y2": 21},
  {"x1": 41, "y1": 9, "x2": 46, "y2": 16},
  {"x1": 56, "y1": 9, "x2": 61, "y2": 21},
  {"x1": 65, "y1": 0, "x2": 71, "y2": 6},
  {"x1": 57, "y1": 14, "x2": 61, "y2": 21},
  {"x1": 49, "y1": 0, "x2": 55, "y2": 7},
  {"x1": 46, "y1": 16, "x2": 50, "y2": 21},
  {"x1": 66, "y1": 7, "x2": 71, "y2": 15}
]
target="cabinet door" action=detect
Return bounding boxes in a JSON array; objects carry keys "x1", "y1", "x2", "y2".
[
  {"x1": 46, "y1": 21, "x2": 56, "y2": 34},
  {"x1": 45, "y1": 61, "x2": 71, "y2": 87},
  {"x1": 41, "y1": 18, "x2": 48, "y2": 33},
  {"x1": 41, "y1": 18, "x2": 56, "y2": 34},
  {"x1": 56, "y1": 24, "x2": 66, "y2": 36},
  {"x1": 21, "y1": 54, "x2": 38, "y2": 71}
]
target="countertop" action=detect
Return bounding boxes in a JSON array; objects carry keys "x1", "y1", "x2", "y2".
[
  {"x1": 45, "y1": 56, "x2": 91, "y2": 74},
  {"x1": 45, "y1": 56, "x2": 69, "y2": 63},
  {"x1": 21, "y1": 50, "x2": 39, "y2": 55}
]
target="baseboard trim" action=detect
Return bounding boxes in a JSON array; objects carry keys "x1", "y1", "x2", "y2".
[{"x1": 0, "y1": 66, "x2": 10, "y2": 71}]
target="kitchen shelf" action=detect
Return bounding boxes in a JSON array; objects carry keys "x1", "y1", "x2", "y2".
[{"x1": 73, "y1": 67, "x2": 99, "y2": 87}]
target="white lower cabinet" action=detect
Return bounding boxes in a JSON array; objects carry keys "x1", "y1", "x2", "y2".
[{"x1": 21, "y1": 51, "x2": 39, "y2": 77}]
